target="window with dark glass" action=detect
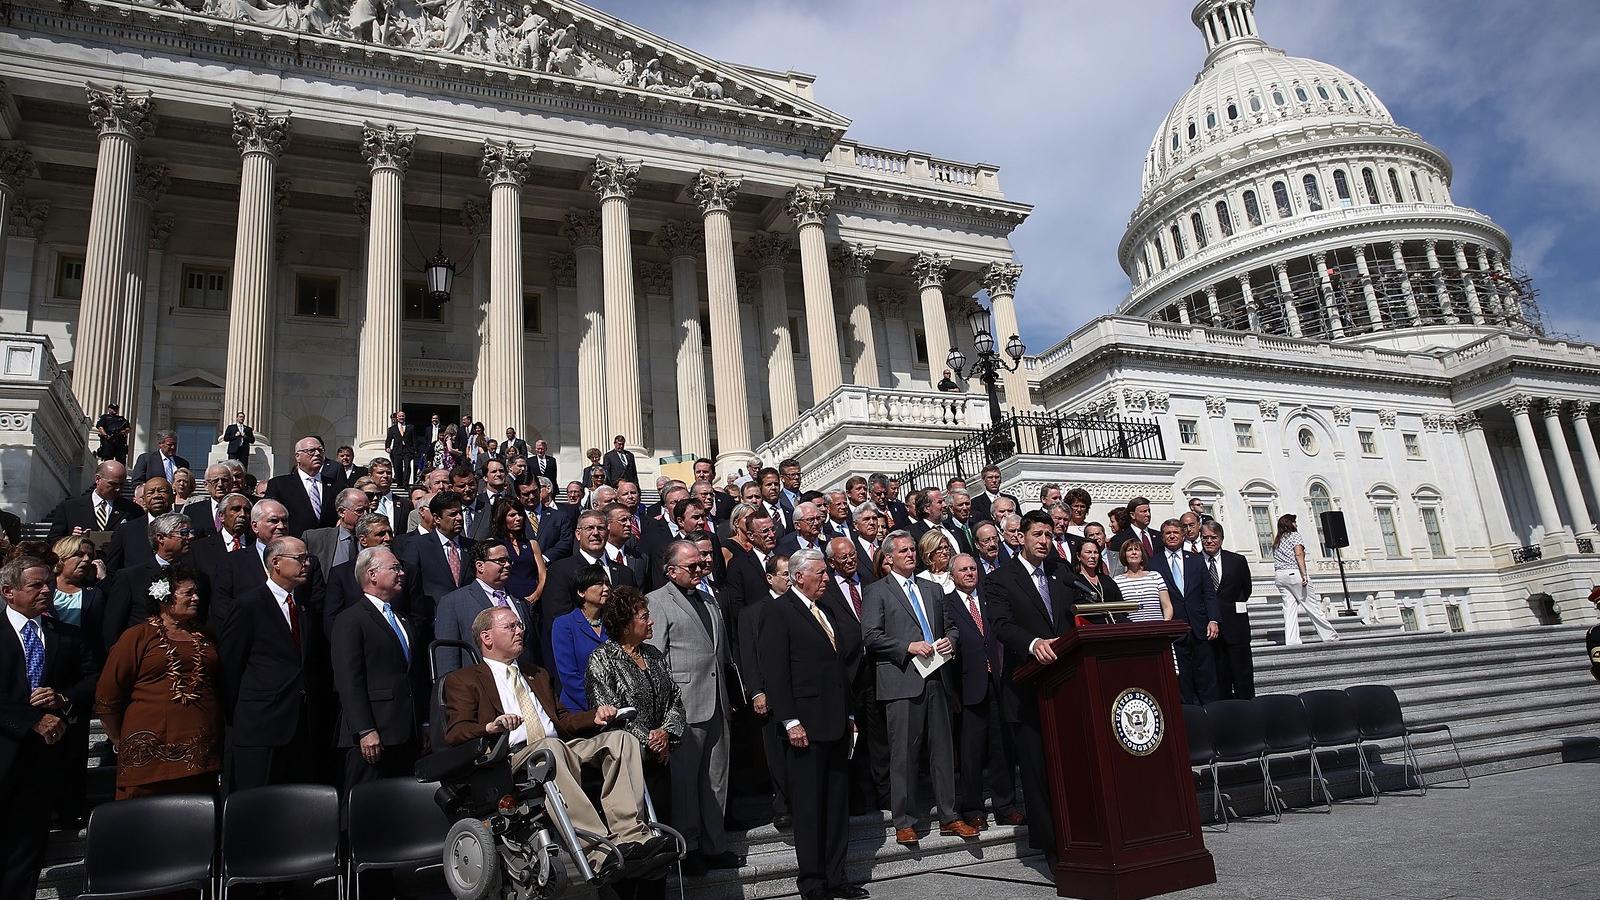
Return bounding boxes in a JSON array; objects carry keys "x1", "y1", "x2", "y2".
[
  {"x1": 1362, "y1": 167, "x2": 1380, "y2": 204},
  {"x1": 402, "y1": 280, "x2": 444, "y2": 321},
  {"x1": 294, "y1": 274, "x2": 340, "y2": 318},
  {"x1": 1249, "y1": 94, "x2": 1262, "y2": 112},
  {"x1": 1411, "y1": 171, "x2": 1425, "y2": 202},
  {"x1": 1205, "y1": 111, "x2": 1217, "y2": 130},
  {"x1": 1191, "y1": 212, "x2": 1208, "y2": 249},
  {"x1": 523, "y1": 290, "x2": 543, "y2": 334},
  {"x1": 1336, "y1": 84, "x2": 1350, "y2": 102},
  {"x1": 1215, "y1": 200, "x2": 1234, "y2": 237},
  {"x1": 1153, "y1": 236, "x2": 1168, "y2": 268},
  {"x1": 1294, "y1": 85, "x2": 1309, "y2": 102},
  {"x1": 1333, "y1": 169, "x2": 1352, "y2": 207},
  {"x1": 1303, "y1": 174, "x2": 1324, "y2": 212},
  {"x1": 1272, "y1": 88, "x2": 1286, "y2": 106},
  {"x1": 1170, "y1": 224, "x2": 1186, "y2": 260},
  {"x1": 54, "y1": 255, "x2": 86, "y2": 301},
  {"x1": 1388, "y1": 168, "x2": 1405, "y2": 201},
  {"x1": 1227, "y1": 103, "x2": 1238, "y2": 121},
  {"x1": 1272, "y1": 180, "x2": 1292, "y2": 218},
  {"x1": 1187, "y1": 122, "x2": 1196, "y2": 140},
  {"x1": 1243, "y1": 190, "x2": 1263, "y2": 226},
  {"x1": 1316, "y1": 84, "x2": 1330, "y2": 100}
]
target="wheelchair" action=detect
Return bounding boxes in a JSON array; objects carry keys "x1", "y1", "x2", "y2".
[{"x1": 417, "y1": 640, "x2": 684, "y2": 900}]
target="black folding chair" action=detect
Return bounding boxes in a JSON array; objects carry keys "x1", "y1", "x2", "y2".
[
  {"x1": 1256, "y1": 693, "x2": 1331, "y2": 812},
  {"x1": 1182, "y1": 704, "x2": 1226, "y2": 825},
  {"x1": 1346, "y1": 683, "x2": 1469, "y2": 793},
  {"x1": 347, "y1": 777, "x2": 452, "y2": 900},
  {"x1": 1204, "y1": 699, "x2": 1280, "y2": 826},
  {"x1": 1300, "y1": 688, "x2": 1378, "y2": 802},
  {"x1": 220, "y1": 784, "x2": 342, "y2": 899},
  {"x1": 79, "y1": 794, "x2": 216, "y2": 899}
]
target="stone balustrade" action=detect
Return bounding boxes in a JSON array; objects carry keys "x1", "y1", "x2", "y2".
[
  {"x1": 828, "y1": 139, "x2": 1002, "y2": 197},
  {"x1": 0, "y1": 333, "x2": 89, "y2": 519},
  {"x1": 756, "y1": 384, "x2": 991, "y2": 477}
]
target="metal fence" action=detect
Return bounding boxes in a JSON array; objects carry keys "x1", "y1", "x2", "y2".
[{"x1": 895, "y1": 413, "x2": 1165, "y2": 490}]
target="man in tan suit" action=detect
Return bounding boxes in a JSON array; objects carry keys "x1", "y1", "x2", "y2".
[{"x1": 441, "y1": 606, "x2": 668, "y2": 865}]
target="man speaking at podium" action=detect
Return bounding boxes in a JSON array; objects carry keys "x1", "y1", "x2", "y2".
[{"x1": 985, "y1": 509, "x2": 1078, "y2": 871}]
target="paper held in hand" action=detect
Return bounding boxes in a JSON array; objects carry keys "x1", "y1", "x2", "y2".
[{"x1": 913, "y1": 646, "x2": 951, "y2": 678}]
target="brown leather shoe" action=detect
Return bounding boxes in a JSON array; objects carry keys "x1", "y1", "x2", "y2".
[
  {"x1": 939, "y1": 820, "x2": 980, "y2": 840},
  {"x1": 963, "y1": 814, "x2": 989, "y2": 831},
  {"x1": 894, "y1": 827, "x2": 920, "y2": 846},
  {"x1": 997, "y1": 811, "x2": 1026, "y2": 827}
]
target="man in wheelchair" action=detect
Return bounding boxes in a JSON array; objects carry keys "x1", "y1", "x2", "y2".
[{"x1": 438, "y1": 606, "x2": 674, "y2": 876}]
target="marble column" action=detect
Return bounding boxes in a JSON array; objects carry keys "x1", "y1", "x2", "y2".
[
  {"x1": 747, "y1": 231, "x2": 800, "y2": 432},
  {"x1": 1504, "y1": 394, "x2": 1564, "y2": 541},
  {"x1": 1452, "y1": 241, "x2": 1484, "y2": 324},
  {"x1": 911, "y1": 251, "x2": 953, "y2": 383},
  {"x1": 1540, "y1": 397, "x2": 1597, "y2": 537},
  {"x1": 1203, "y1": 285, "x2": 1221, "y2": 327},
  {"x1": 658, "y1": 220, "x2": 710, "y2": 459},
  {"x1": 2, "y1": 199, "x2": 48, "y2": 337},
  {"x1": 1238, "y1": 272, "x2": 1260, "y2": 331},
  {"x1": 1273, "y1": 262, "x2": 1301, "y2": 337},
  {"x1": 1570, "y1": 401, "x2": 1600, "y2": 530},
  {"x1": 116, "y1": 158, "x2": 169, "y2": 429},
  {"x1": 1456, "y1": 412, "x2": 1517, "y2": 553},
  {"x1": 353, "y1": 124, "x2": 414, "y2": 456},
  {"x1": 1391, "y1": 239, "x2": 1419, "y2": 323},
  {"x1": 480, "y1": 139, "x2": 534, "y2": 436},
  {"x1": 461, "y1": 199, "x2": 492, "y2": 425},
  {"x1": 563, "y1": 209, "x2": 606, "y2": 453},
  {"x1": 591, "y1": 156, "x2": 643, "y2": 450},
  {"x1": 0, "y1": 143, "x2": 35, "y2": 278},
  {"x1": 1424, "y1": 239, "x2": 1454, "y2": 323},
  {"x1": 1313, "y1": 251, "x2": 1344, "y2": 338},
  {"x1": 982, "y1": 261, "x2": 1030, "y2": 409},
  {"x1": 691, "y1": 169, "x2": 751, "y2": 473},
  {"x1": 835, "y1": 242, "x2": 880, "y2": 388},
  {"x1": 75, "y1": 84, "x2": 155, "y2": 423},
  {"x1": 133, "y1": 213, "x2": 174, "y2": 451},
  {"x1": 1352, "y1": 244, "x2": 1384, "y2": 328},
  {"x1": 219, "y1": 104, "x2": 288, "y2": 455},
  {"x1": 787, "y1": 185, "x2": 843, "y2": 401},
  {"x1": 1476, "y1": 247, "x2": 1503, "y2": 319}
]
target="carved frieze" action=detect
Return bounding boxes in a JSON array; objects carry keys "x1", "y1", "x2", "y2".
[
  {"x1": 1332, "y1": 406, "x2": 1352, "y2": 427},
  {"x1": 1258, "y1": 399, "x2": 1279, "y2": 421},
  {"x1": 10, "y1": 198, "x2": 50, "y2": 239},
  {"x1": 480, "y1": 139, "x2": 535, "y2": 188},
  {"x1": 832, "y1": 242, "x2": 875, "y2": 279},
  {"x1": 785, "y1": 184, "x2": 834, "y2": 228},
  {"x1": 911, "y1": 252, "x2": 950, "y2": 291},
  {"x1": 1205, "y1": 396, "x2": 1226, "y2": 417},
  {"x1": 0, "y1": 143, "x2": 36, "y2": 191},
  {"x1": 589, "y1": 155, "x2": 639, "y2": 201}
]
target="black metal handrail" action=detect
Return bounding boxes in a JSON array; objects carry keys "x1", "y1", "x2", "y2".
[{"x1": 895, "y1": 413, "x2": 1165, "y2": 489}]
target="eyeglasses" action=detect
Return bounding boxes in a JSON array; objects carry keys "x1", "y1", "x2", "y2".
[
  {"x1": 296, "y1": 447, "x2": 324, "y2": 456},
  {"x1": 481, "y1": 557, "x2": 513, "y2": 567},
  {"x1": 277, "y1": 554, "x2": 311, "y2": 563},
  {"x1": 166, "y1": 528, "x2": 195, "y2": 538}
]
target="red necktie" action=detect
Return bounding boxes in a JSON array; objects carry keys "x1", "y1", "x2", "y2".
[
  {"x1": 285, "y1": 592, "x2": 301, "y2": 649},
  {"x1": 965, "y1": 592, "x2": 989, "y2": 672},
  {"x1": 1141, "y1": 531, "x2": 1154, "y2": 558},
  {"x1": 229, "y1": 534, "x2": 240, "y2": 552},
  {"x1": 847, "y1": 579, "x2": 862, "y2": 619},
  {"x1": 446, "y1": 541, "x2": 462, "y2": 584}
]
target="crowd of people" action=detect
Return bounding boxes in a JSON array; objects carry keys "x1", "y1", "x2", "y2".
[{"x1": 0, "y1": 415, "x2": 1340, "y2": 900}]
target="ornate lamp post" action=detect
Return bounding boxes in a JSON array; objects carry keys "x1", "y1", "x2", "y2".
[{"x1": 947, "y1": 301, "x2": 1025, "y2": 459}]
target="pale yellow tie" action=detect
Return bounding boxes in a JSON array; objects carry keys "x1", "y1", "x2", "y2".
[
  {"x1": 507, "y1": 668, "x2": 547, "y2": 741},
  {"x1": 810, "y1": 603, "x2": 837, "y2": 651}
]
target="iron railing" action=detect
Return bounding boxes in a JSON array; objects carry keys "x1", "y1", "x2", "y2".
[
  {"x1": 1511, "y1": 544, "x2": 1543, "y2": 564},
  {"x1": 896, "y1": 413, "x2": 1165, "y2": 489},
  {"x1": 1578, "y1": 538, "x2": 1594, "y2": 555}
]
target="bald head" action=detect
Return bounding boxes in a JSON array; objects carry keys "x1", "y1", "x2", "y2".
[{"x1": 93, "y1": 461, "x2": 127, "y2": 502}]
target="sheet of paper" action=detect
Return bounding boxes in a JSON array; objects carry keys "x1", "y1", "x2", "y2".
[
  {"x1": 1236, "y1": 602, "x2": 1250, "y2": 614},
  {"x1": 913, "y1": 647, "x2": 951, "y2": 678}
]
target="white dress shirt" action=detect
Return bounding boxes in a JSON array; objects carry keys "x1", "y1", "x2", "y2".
[
  {"x1": 485, "y1": 656, "x2": 557, "y2": 745},
  {"x1": 263, "y1": 577, "x2": 296, "y2": 630},
  {"x1": 7, "y1": 605, "x2": 45, "y2": 653}
]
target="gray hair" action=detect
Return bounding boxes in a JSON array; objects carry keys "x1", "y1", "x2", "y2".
[
  {"x1": 949, "y1": 488, "x2": 970, "y2": 499},
  {"x1": 0, "y1": 556, "x2": 49, "y2": 589},
  {"x1": 867, "y1": 472, "x2": 889, "y2": 489},
  {"x1": 251, "y1": 499, "x2": 287, "y2": 524},
  {"x1": 1160, "y1": 517, "x2": 1183, "y2": 530},
  {"x1": 335, "y1": 487, "x2": 368, "y2": 512},
  {"x1": 220, "y1": 492, "x2": 251, "y2": 511},
  {"x1": 1000, "y1": 513, "x2": 1022, "y2": 531},
  {"x1": 354, "y1": 513, "x2": 392, "y2": 541},
  {"x1": 590, "y1": 486, "x2": 616, "y2": 509},
  {"x1": 148, "y1": 512, "x2": 192, "y2": 547},
  {"x1": 851, "y1": 502, "x2": 878, "y2": 523},
  {"x1": 1200, "y1": 520, "x2": 1225, "y2": 539},
  {"x1": 789, "y1": 548, "x2": 827, "y2": 579},
  {"x1": 263, "y1": 536, "x2": 300, "y2": 566},
  {"x1": 153, "y1": 429, "x2": 176, "y2": 444},
  {"x1": 353, "y1": 545, "x2": 391, "y2": 586},
  {"x1": 667, "y1": 539, "x2": 700, "y2": 567},
  {"x1": 537, "y1": 476, "x2": 553, "y2": 491},
  {"x1": 883, "y1": 529, "x2": 914, "y2": 552},
  {"x1": 222, "y1": 459, "x2": 245, "y2": 476}
]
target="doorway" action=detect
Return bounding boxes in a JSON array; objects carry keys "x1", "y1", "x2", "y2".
[{"x1": 402, "y1": 401, "x2": 461, "y2": 444}]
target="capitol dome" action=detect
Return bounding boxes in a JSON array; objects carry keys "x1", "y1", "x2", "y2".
[{"x1": 1117, "y1": 0, "x2": 1540, "y2": 351}]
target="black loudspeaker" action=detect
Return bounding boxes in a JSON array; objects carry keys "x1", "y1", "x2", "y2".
[{"x1": 1319, "y1": 510, "x2": 1350, "y2": 549}]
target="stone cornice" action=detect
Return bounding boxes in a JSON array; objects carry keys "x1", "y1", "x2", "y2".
[{"x1": 827, "y1": 175, "x2": 1031, "y2": 229}]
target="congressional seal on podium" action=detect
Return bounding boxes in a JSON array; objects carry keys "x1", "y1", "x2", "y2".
[{"x1": 1111, "y1": 687, "x2": 1164, "y2": 757}]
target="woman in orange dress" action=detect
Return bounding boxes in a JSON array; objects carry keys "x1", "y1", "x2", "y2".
[{"x1": 93, "y1": 563, "x2": 222, "y2": 799}]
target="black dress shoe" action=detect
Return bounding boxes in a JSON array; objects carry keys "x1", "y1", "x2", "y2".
[
  {"x1": 774, "y1": 814, "x2": 794, "y2": 830},
  {"x1": 833, "y1": 885, "x2": 871, "y2": 899},
  {"x1": 702, "y1": 849, "x2": 742, "y2": 869},
  {"x1": 679, "y1": 852, "x2": 709, "y2": 877}
]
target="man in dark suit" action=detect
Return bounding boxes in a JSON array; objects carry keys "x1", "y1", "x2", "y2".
[
  {"x1": 47, "y1": 460, "x2": 138, "y2": 540},
  {"x1": 501, "y1": 427, "x2": 529, "y2": 460},
  {"x1": 210, "y1": 500, "x2": 327, "y2": 633},
  {"x1": 517, "y1": 480, "x2": 573, "y2": 562},
  {"x1": 365, "y1": 458, "x2": 411, "y2": 531},
  {"x1": 972, "y1": 521, "x2": 1007, "y2": 576},
  {"x1": 385, "y1": 410, "x2": 417, "y2": 486},
  {"x1": 538, "y1": 509, "x2": 635, "y2": 683},
  {"x1": 1200, "y1": 521, "x2": 1254, "y2": 699},
  {"x1": 434, "y1": 542, "x2": 538, "y2": 677},
  {"x1": 396, "y1": 492, "x2": 475, "y2": 632},
  {"x1": 969, "y1": 465, "x2": 1021, "y2": 525},
  {"x1": 602, "y1": 435, "x2": 638, "y2": 487},
  {"x1": 819, "y1": 492, "x2": 853, "y2": 543},
  {"x1": 734, "y1": 551, "x2": 790, "y2": 826},
  {"x1": 527, "y1": 439, "x2": 558, "y2": 488},
  {"x1": 907, "y1": 489, "x2": 972, "y2": 558},
  {"x1": 129, "y1": 429, "x2": 190, "y2": 485},
  {"x1": 1, "y1": 556, "x2": 98, "y2": 900},
  {"x1": 104, "y1": 476, "x2": 177, "y2": 575},
  {"x1": 868, "y1": 473, "x2": 910, "y2": 531},
  {"x1": 757, "y1": 549, "x2": 864, "y2": 900},
  {"x1": 985, "y1": 510, "x2": 1078, "y2": 868},
  {"x1": 182, "y1": 463, "x2": 235, "y2": 539},
  {"x1": 1107, "y1": 495, "x2": 1161, "y2": 558},
  {"x1": 943, "y1": 553, "x2": 1021, "y2": 830},
  {"x1": 189, "y1": 493, "x2": 251, "y2": 583},
  {"x1": 861, "y1": 531, "x2": 975, "y2": 845},
  {"x1": 322, "y1": 513, "x2": 396, "y2": 635},
  {"x1": 822, "y1": 536, "x2": 889, "y2": 814},
  {"x1": 303, "y1": 487, "x2": 370, "y2": 573},
  {"x1": 222, "y1": 411, "x2": 254, "y2": 471},
  {"x1": 756, "y1": 467, "x2": 794, "y2": 537},
  {"x1": 774, "y1": 501, "x2": 827, "y2": 558},
  {"x1": 331, "y1": 546, "x2": 427, "y2": 787},
  {"x1": 1149, "y1": 520, "x2": 1221, "y2": 704},
  {"x1": 219, "y1": 536, "x2": 332, "y2": 791},
  {"x1": 264, "y1": 436, "x2": 340, "y2": 537},
  {"x1": 323, "y1": 445, "x2": 368, "y2": 490},
  {"x1": 602, "y1": 502, "x2": 648, "y2": 585}
]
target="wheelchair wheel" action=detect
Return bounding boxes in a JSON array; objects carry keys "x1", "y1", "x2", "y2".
[{"x1": 444, "y1": 817, "x2": 502, "y2": 900}]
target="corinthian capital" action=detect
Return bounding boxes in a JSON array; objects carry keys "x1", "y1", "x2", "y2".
[
  {"x1": 690, "y1": 169, "x2": 741, "y2": 215},
  {"x1": 832, "y1": 242, "x2": 875, "y2": 279},
  {"x1": 150, "y1": 212, "x2": 176, "y2": 251},
  {"x1": 230, "y1": 105, "x2": 290, "y2": 159},
  {"x1": 1502, "y1": 394, "x2": 1534, "y2": 417},
  {"x1": 911, "y1": 252, "x2": 951, "y2": 290},
  {"x1": 361, "y1": 123, "x2": 416, "y2": 174},
  {"x1": 744, "y1": 231, "x2": 791, "y2": 270},
  {"x1": 132, "y1": 159, "x2": 170, "y2": 205},
  {"x1": 549, "y1": 253, "x2": 577, "y2": 288},
  {"x1": 1572, "y1": 400, "x2": 1594, "y2": 422},
  {"x1": 1455, "y1": 411, "x2": 1482, "y2": 432},
  {"x1": 1538, "y1": 396, "x2": 1566, "y2": 419},
  {"x1": 87, "y1": 84, "x2": 156, "y2": 141},
  {"x1": 638, "y1": 261, "x2": 673, "y2": 296},
  {"x1": 9, "y1": 197, "x2": 50, "y2": 239},
  {"x1": 785, "y1": 184, "x2": 834, "y2": 227},
  {"x1": 982, "y1": 261, "x2": 1022, "y2": 297},
  {"x1": 480, "y1": 139, "x2": 534, "y2": 188},
  {"x1": 0, "y1": 143, "x2": 37, "y2": 192},
  {"x1": 590, "y1": 155, "x2": 640, "y2": 201},
  {"x1": 657, "y1": 219, "x2": 704, "y2": 259},
  {"x1": 460, "y1": 198, "x2": 491, "y2": 239},
  {"x1": 562, "y1": 208, "x2": 602, "y2": 249}
]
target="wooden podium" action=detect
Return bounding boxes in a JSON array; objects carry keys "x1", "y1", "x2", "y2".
[{"x1": 1015, "y1": 621, "x2": 1216, "y2": 900}]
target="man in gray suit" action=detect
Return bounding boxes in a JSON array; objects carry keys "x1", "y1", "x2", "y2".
[
  {"x1": 861, "y1": 531, "x2": 978, "y2": 845},
  {"x1": 433, "y1": 542, "x2": 537, "y2": 676},
  {"x1": 645, "y1": 540, "x2": 739, "y2": 875},
  {"x1": 303, "y1": 489, "x2": 371, "y2": 573}
]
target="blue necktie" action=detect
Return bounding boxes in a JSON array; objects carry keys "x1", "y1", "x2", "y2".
[
  {"x1": 1169, "y1": 552, "x2": 1185, "y2": 595},
  {"x1": 381, "y1": 602, "x2": 410, "y2": 662},
  {"x1": 904, "y1": 578, "x2": 934, "y2": 643},
  {"x1": 21, "y1": 620, "x2": 45, "y2": 690}
]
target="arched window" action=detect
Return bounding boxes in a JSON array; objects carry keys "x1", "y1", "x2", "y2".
[
  {"x1": 1170, "y1": 224, "x2": 1186, "y2": 260},
  {"x1": 1308, "y1": 482, "x2": 1335, "y2": 556},
  {"x1": 1362, "y1": 167, "x2": 1380, "y2": 204},
  {"x1": 1191, "y1": 212, "x2": 1208, "y2": 249},
  {"x1": 1171, "y1": 132, "x2": 1179, "y2": 152},
  {"x1": 1303, "y1": 174, "x2": 1324, "y2": 212},
  {"x1": 1140, "y1": 246, "x2": 1152, "y2": 278},
  {"x1": 1227, "y1": 103, "x2": 1239, "y2": 121},
  {"x1": 1153, "y1": 236, "x2": 1168, "y2": 268},
  {"x1": 1294, "y1": 85, "x2": 1309, "y2": 103},
  {"x1": 1411, "y1": 171, "x2": 1425, "y2": 202},
  {"x1": 1272, "y1": 88, "x2": 1286, "y2": 106},
  {"x1": 1249, "y1": 94, "x2": 1262, "y2": 113},
  {"x1": 1215, "y1": 200, "x2": 1235, "y2": 237},
  {"x1": 1272, "y1": 180, "x2": 1293, "y2": 218},
  {"x1": 1187, "y1": 122, "x2": 1196, "y2": 140},
  {"x1": 1333, "y1": 169, "x2": 1353, "y2": 207},
  {"x1": 1205, "y1": 111, "x2": 1217, "y2": 130},
  {"x1": 1316, "y1": 84, "x2": 1330, "y2": 101},
  {"x1": 1336, "y1": 84, "x2": 1350, "y2": 102},
  {"x1": 1388, "y1": 168, "x2": 1405, "y2": 201},
  {"x1": 1243, "y1": 190, "x2": 1263, "y2": 227}
]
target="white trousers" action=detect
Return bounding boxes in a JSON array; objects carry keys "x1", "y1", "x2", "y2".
[{"x1": 1273, "y1": 570, "x2": 1339, "y2": 645}]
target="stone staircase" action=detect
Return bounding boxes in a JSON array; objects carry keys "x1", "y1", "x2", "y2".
[{"x1": 35, "y1": 622, "x2": 1600, "y2": 899}]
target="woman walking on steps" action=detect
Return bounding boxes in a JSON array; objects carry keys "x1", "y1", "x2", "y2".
[{"x1": 1271, "y1": 515, "x2": 1340, "y2": 646}]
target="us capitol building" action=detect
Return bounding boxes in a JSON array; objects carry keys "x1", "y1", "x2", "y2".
[{"x1": 0, "y1": 0, "x2": 1596, "y2": 628}]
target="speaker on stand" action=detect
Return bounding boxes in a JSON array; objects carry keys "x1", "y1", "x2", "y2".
[{"x1": 1319, "y1": 510, "x2": 1356, "y2": 617}]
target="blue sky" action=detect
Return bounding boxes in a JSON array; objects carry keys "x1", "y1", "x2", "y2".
[{"x1": 589, "y1": 0, "x2": 1600, "y2": 349}]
